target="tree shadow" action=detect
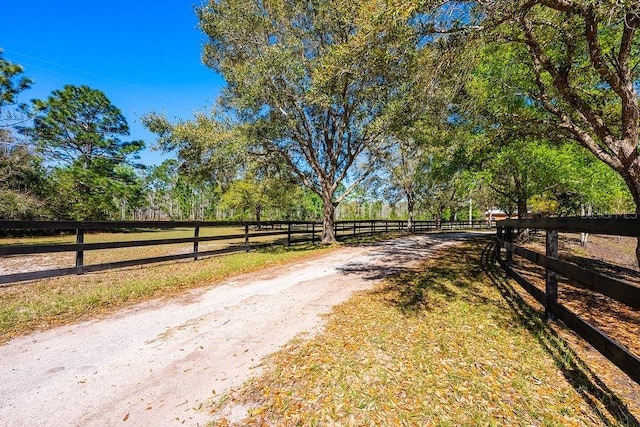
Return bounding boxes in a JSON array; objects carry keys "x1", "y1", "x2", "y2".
[
  {"x1": 339, "y1": 236, "x2": 638, "y2": 424},
  {"x1": 357, "y1": 237, "x2": 499, "y2": 314},
  {"x1": 563, "y1": 254, "x2": 640, "y2": 282},
  {"x1": 482, "y1": 241, "x2": 639, "y2": 427}
]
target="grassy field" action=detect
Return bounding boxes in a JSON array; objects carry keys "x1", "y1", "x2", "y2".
[
  {"x1": 0, "y1": 231, "x2": 407, "y2": 344},
  {"x1": 0, "y1": 226, "x2": 303, "y2": 272},
  {"x1": 0, "y1": 241, "x2": 335, "y2": 344},
  {"x1": 208, "y1": 239, "x2": 639, "y2": 426}
]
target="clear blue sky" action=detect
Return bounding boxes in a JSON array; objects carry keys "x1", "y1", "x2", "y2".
[{"x1": 1, "y1": 1, "x2": 225, "y2": 166}]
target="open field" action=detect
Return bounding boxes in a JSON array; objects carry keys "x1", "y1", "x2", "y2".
[
  {"x1": 209, "y1": 239, "x2": 640, "y2": 426},
  {"x1": 0, "y1": 241, "x2": 333, "y2": 344},
  {"x1": 0, "y1": 226, "x2": 302, "y2": 275}
]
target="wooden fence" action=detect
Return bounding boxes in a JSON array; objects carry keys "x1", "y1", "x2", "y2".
[
  {"x1": 0, "y1": 219, "x2": 489, "y2": 286},
  {"x1": 495, "y1": 216, "x2": 640, "y2": 384}
]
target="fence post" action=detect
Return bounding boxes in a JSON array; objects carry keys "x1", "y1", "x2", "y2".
[
  {"x1": 545, "y1": 229, "x2": 559, "y2": 320},
  {"x1": 370, "y1": 221, "x2": 374, "y2": 235},
  {"x1": 311, "y1": 222, "x2": 316, "y2": 243},
  {"x1": 287, "y1": 222, "x2": 292, "y2": 247},
  {"x1": 334, "y1": 221, "x2": 338, "y2": 239},
  {"x1": 244, "y1": 224, "x2": 249, "y2": 252},
  {"x1": 505, "y1": 226, "x2": 513, "y2": 266},
  {"x1": 495, "y1": 226, "x2": 502, "y2": 261},
  {"x1": 75, "y1": 228, "x2": 84, "y2": 275},
  {"x1": 193, "y1": 224, "x2": 200, "y2": 261}
]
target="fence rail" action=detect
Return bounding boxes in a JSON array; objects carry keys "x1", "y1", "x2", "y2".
[
  {"x1": 495, "y1": 216, "x2": 640, "y2": 384},
  {"x1": 0, "y1": 219, "x2": 490, "y2": 286}
]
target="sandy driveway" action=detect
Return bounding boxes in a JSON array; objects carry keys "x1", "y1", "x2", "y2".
[{"x1": 0, "y1": 233, "x2": 480, "y2": 426}]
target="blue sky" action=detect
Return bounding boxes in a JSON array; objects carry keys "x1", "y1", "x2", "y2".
[{"x1": 1, "y1": 1, "x2": 225, "y2": 166}]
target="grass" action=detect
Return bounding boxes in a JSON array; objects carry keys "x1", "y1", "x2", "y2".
[
  {"x1": 0, "y1": 242, "x2": 335, "y2": 344},
  {"x1": 0, "y1": 226, "x2": 406, "y2": 272},
  {"x1": 0, "y1": 226, "x2": 304, "y2": 268},
  {"x1": 208, "y1": 239, "x2": 639, "y2": 426},
  {"x1": 0, "y1": 230, "x2": 407, "y2": 344}
]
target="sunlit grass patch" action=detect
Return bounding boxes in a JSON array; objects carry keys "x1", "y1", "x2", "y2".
[
  {"x1": 0, "y1": 242, "x2": 333, "y2": 343},
  {"x1": 209, "y1": 240, "x2": 634, "y2": 426}
]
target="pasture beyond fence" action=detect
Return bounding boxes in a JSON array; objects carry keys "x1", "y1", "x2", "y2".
[
  {"x1": 495, "y1": 216, "x2": 640, "y2": 385},
  {"x1": 0, "y1": 219, "x2": 489, "y2": 286}
]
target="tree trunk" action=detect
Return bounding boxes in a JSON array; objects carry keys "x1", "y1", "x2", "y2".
[
  {"x1": 255, "y1": 205, "x2": 262, "y2": 230},
  {"x1": 407, "y1": 196, "x2": 415, "y2": 232},
  {"x1": 321, "y1": 195, "x2": 337, "y2": 243},
  {"x1": 517, "y1": 196, "x2": 527, "y2": 219},
  {"x1": 617, "y1": 168, "x2": 640, "y2": 266}
]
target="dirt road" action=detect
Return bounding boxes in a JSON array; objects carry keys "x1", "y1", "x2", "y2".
[{"x1": 0, "y1": 233, "x2": 480, "y2": 426}]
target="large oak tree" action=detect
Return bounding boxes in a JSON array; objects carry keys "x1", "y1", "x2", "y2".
[
  {"x1": 197, "y1": 0, "x2": 417, "y2": 242},
  {"x1": 457, "y1": 0, "x2": 640, "y2": 257}
]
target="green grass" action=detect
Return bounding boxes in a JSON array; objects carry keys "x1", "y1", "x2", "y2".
[
  {"x1": 0, "y1": 230, "x2": 407, "y2": 344},
  {"x1": 0, "y1": 242, "x2": 335, "y2": 343},
  {"x1": 208, "y1": 239, "x2": 638, "y2": 426}
]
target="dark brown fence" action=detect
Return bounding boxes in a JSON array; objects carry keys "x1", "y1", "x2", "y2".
[
  {"x1": 0, "y1": 219, "x2": 490, "y2": 286},
  {"x1": 495, "y1": 216, "x2": 640, "y2": 384}
]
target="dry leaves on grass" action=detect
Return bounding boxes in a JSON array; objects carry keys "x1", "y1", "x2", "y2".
[
  {"x1": 209, "y1": 240, "x2": 636, "y2": 426},
  {"x1": 0, "y1": 244, "x2": 332, "y2": 343}
]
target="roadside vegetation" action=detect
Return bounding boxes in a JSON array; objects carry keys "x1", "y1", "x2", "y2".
[
  {"x1": 0, "y1": 241, "x2": 333, "y2": 344},
  {"x1": 0, "y1": 231, "x2": 410, "y2": 344},
  {"x1": 208, "y1": 239, "x2": 640, "y2": 426}
]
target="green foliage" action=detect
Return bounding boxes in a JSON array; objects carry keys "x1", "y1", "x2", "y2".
[
  {"x1": 0, "y1": 145, "x2": 49, "y2": 220},
  {"x1": 23, "y1": 85, "x2": 144, "y2": 168},
  {"x1": 468, "y1": 1, "x2": 640, "y2": 213},
  {"x1": 20, "y1": 85, "x2": 145, "y2": 220},
  {"x1": 142, "y1": 110, "x2": 245, "y2": 189},
  {"x1": 452, "y1": 15, "x2": 637, "y2": 218},
  {"x1": 0, "y1": 49, "x2": 32, "y2": 130},
  {"x1": 197, "y1": 0, "x2": 420, "y2": 240}
]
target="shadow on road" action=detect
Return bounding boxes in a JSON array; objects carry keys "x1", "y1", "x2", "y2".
[{"x1": 337, "y1": 232, "x2": 484, "y2": 282}]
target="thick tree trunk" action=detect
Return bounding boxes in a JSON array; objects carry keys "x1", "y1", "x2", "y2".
[
  {"x1": 618, "y1": 167, "x2": 640, "y2": 266},
  {"x1": 321, "y1": 191, "x2": 338, "y2": 243},
  {"x1": 407, "y1": 197, "x2": 415, "y2": 232},
  {"x1": 321, "y1": 198, "x2": 337, "y2": 243}
]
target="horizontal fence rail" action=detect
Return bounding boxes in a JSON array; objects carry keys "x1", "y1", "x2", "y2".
[
  {"x1": 495, "y1": 215, "x2": 640, "y2": 385},
  {"x1": 0, "y1": 219, "x2": 490, "y2": 286}
]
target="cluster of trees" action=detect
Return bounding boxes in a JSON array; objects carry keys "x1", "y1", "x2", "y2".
[
  {"x1": 1, "y1": 1, "x2": 638, "y2": 255},
  {"x1": 166, "y1": 0, "x2": 635, "y2": 238},
  {"x1": 1, "y1": 51, "x2": 147, "y2": 221}
]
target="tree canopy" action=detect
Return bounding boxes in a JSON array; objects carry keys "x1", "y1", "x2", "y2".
[
  {"x1": 20, "y1": 85, "x2": 145, "y2": 220},
  {"x1": 0, "y1": 1, "x2": 637, "y2": 251},
  {"x1": 0, "y1": 49, "x2": 32, "y2": 132},
  {"x1": 197, "y1": 0, "x2": 419, "y2": 241}
]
